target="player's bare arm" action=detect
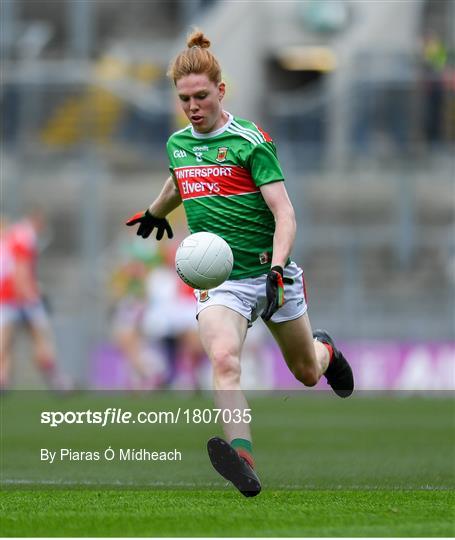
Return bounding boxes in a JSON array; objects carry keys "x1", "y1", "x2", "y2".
[
  {"x1": 148, "y1": 174, "x2": 182, "y2": 218},
  {"x1": 260, "y1": 181, "x2": 296, "y2": 268},
  {"x1": 259, "y1": 181, "x2": 296, "y2": 321}
]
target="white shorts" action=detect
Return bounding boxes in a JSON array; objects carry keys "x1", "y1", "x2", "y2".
[
  {"x1": 1, "y1": 301, "x2": 51, "y2": 329},
  {"x1": 143, "y1": 297, "x2": 197, "y2": 339},
  {"x1": 195, "y1": 261, "x2": 308, "y2": 326}
]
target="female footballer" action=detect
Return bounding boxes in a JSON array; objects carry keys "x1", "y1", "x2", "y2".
[{"x1": 126, "y1": 30, "x2": 354, "y2": 497}]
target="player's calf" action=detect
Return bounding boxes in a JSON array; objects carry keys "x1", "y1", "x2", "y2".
[{"x1": 290, "y1": 363, "x2": 319, "y2": 387}]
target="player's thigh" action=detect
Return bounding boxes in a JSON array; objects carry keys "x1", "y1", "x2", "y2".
[
  {"x1": 24, "y1": 303, "x2": 51, "y2": 334},
  {"x1": 0, "y1": 321, "x2": 15, "y2": 353},
  {"x1": 197, "y1": 305, "x2": 248, "y2": 361},
  {"x1": 28, "y1": 318, "x2": 51, "y2": 339},
  {"x1": 265, "y1": 312, "x2": 317, "y2": 371}
]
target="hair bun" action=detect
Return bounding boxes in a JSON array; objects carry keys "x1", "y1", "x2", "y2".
[
  {"x1": 187, "y1": 30, "x2": 211, "y2": 49},
  {"x1": 168, "y1": 28, "x2": 221, "y2": 83}
]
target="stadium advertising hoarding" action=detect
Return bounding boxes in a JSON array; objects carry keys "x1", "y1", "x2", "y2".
[{"x1": 92, "y1": 341, "x2": 455, "y2": 391}]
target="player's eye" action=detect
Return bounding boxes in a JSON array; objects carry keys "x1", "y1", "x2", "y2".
[
  {"x1": 196, "y1": 93, "x2": 208, "y2": 100},
  {"x1": 179, "y1": 96, "x2": 189, "y2": 102}
]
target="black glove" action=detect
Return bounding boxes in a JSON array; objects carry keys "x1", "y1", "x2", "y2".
[
  {"x1": 125, "y1": 209, "x2": 173, "y2": 240},
  {"x1": 261, "y1": 266, "x2": 293, "y2": 322}
]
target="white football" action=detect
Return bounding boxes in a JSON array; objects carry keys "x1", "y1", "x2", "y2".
[{"x1": 175, "y1": 232, "x2": 233, "y2": 290}]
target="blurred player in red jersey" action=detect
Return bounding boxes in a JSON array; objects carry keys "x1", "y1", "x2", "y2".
[{"x1": 0, "y1": 211, "x2": 69, "y2": 390}]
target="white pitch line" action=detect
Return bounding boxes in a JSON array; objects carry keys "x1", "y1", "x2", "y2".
[
  {"x1": 1, "y1": 479, "x2": 452, "y2": 490},
  {"x1": 1, "y1": 479, "x2": 216, "y2": 487}
]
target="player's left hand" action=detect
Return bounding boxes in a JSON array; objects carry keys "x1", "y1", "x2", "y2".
[{"x1": 261, "y1": 266, "x2": 293, "y2": 321}]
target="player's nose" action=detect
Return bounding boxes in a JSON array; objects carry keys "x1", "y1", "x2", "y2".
[{"x1": 189, "y1": 99, "x2": 199, "y2": 111}]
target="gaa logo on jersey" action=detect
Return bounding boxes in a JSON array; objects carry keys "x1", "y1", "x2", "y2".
[
  {"x1": 216, "y1": 147, "x2": 228, "y2": 163},
  {"x1": 173, "y1": 149, "x2": 187, "y2": 159}
]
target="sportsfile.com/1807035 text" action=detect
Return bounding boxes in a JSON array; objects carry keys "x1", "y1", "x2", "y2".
[{"x1": 40, "y1": 408, "x2": 252, "y2": 427}]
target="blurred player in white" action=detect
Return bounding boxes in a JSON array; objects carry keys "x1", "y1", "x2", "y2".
[
  {"x1": 0, "y1": 212, "x2": 69, "y2": 390},
  {"x1": 143, "y1": 242, "x2": 206, "y2": 390},
  {"x1": 109, "y1": 236, "x2": 160, "y2": 389},
  {"x1": 126, "y1": 30, "x2": 354, "y2": 496}
]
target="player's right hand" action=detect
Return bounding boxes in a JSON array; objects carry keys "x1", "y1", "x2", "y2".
[{"x1": 125, "y1": 209, "x2": 173, "y2": 240}]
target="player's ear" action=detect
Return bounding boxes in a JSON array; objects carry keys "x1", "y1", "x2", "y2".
[{"x1": 218, "y1": 81, "x2": 226, "y2": 101}]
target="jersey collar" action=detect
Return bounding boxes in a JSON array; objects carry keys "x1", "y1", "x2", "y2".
[{"x1": 190, "y1": 112, "x2": 233, "y2": 139}]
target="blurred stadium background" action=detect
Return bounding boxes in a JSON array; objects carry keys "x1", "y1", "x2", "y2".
[{"x1": 1, "y1": 0, "x2": 454, "y2": 390}]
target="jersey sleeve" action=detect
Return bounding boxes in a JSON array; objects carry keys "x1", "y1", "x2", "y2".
[
  {"x1": 247, "y1": 141, "x2": 285, "y2": 187},
  {"x1": 166, "y1": 139, "x2": 175, "y2": 177}
]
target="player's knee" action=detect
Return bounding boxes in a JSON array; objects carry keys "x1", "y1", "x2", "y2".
[
  {"x1": 292, "y1": 365, "x2": 318, "y2": 387},
  {"x1": 211, "y1": 349, "x2": 241, "y2": 384}
]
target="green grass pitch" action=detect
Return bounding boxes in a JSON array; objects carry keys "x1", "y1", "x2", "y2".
[{"x1": 1, "y1": 392, "x2": 454, "y2": 536}]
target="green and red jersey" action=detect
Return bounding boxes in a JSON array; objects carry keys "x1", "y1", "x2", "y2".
[{"x1": 166, "y1": 113, "x2": 286, "y2": 279}]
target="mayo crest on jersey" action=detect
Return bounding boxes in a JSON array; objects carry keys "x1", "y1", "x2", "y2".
[{"x1": 167, "y1": 113, "x2": 286, "y2": 279}]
